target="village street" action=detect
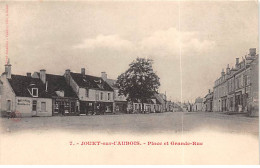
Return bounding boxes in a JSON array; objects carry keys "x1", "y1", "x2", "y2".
[{"x1": 0, "y1": 112, "x2": 258, "y2": 136}]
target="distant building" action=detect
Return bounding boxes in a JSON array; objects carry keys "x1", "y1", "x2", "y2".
[
  {"x1": 192, "y1": 97, "x2": 204, "y2": 112},
  {"x1": 132, "y1": 94, "x2": 163, "y2": 113},
  {"x1": 166, "y1": 101, "x2": 174, "y2": 112},
  {"x1": 204, "y1": 89, "x2": 213, "y2": 112}
]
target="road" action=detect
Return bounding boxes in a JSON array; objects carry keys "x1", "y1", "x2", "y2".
[{"x1": 0, "y1": 111, "x2": 258, "y2": 136}]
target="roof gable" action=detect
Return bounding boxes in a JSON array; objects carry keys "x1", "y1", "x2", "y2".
[
  {"x1": 45, "y1": 74, "x2": 78, "y2": 98},
  {"x1": 8, "y1": 74, "x2": 52, "y2": 98},
  {"x1": 70, "y1": 72, "x2": 113, "y2": 91}
]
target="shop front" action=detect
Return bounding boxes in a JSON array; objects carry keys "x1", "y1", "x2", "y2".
[
  {"x1": 79, "y1": 101, "x2": 113, "y2": 115},
  {"x1": 53, "y1": 97, "x2": 79, "y2": 116},
  {"x1": 114, "y1": 101, "x2": 127, "y2": 114}
]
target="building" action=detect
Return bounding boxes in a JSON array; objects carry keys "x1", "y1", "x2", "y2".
[
  {"x1": 32, "y1": 71, "x2": 79, "y2": 116},
  {"x1": 204, "y1": 89, "x2": 213, "y2": 112},
  {"x1": 132, "y1": 95, "x2": 162, "y2": 113},
  {"x1": 0, "y1": 60, "x2": 52, "y2": 117},
  {"x1": 166, "y1": 101, "x2": 174, "y2": 112},
  {"x1": 100, "y1": 72, "x2": 128, "y2": 114},
  {"x1": 192, "y1": 97, "x2": 204, "y2": 112},
  {"x1": 213, "y1": 48, "x2": 258, "y2": 115},
  {"x1": 64, "y1": 68, "x2": 114, "y2": 115},
  {"x1": 154, "y1": 93, "x2": 166, "y2": 112},
  {"x1": 247, "y1": 56, "x2": 259, "y2": 117}
]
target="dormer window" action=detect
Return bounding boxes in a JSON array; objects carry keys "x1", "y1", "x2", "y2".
[{"x1": 32, "y1": 88, "x2": 38, "y2": 97}]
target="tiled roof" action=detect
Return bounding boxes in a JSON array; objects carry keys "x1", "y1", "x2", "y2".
[
  {"x1": 70, "y1": 72, "x2": 113, "y2": 91},
  {"x1": 8, "y1": 74, "x2": 52, "y2": 98},
  {"x1": 105, "y1": 78, "x2": 118, "y2": 89},
  {"x1": 154, "y1": 94, "x2": 165, "y2": 104},
  {"x1": 45, "y1": 74, "x2": 78, "y2": 98}
]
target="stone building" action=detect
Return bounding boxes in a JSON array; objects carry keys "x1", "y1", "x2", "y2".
[
  {"x1": 64, "y1": 68, "x2": 114, "y2": 115},
  {"x1": 204, "y1": 89, "x2": 213, "y2": 112},
  {"x1": 192, "y1": 97, "x2": 204, "y2": 112},
  {"x1": 100, "y1": 72, "x2": 128, "y2": 114},
  {"x1": 32, "y1": 71, "x2": 79, "y2": 116},
  {"x1": 212, "y1": 48, "x2": 258, "y2": 116},
  {"x1": 0, "y1": 60, "x2": 52, "y2": 117}
]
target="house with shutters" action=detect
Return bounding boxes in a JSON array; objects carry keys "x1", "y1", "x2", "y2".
[
  {"x1": 0, "y1": 60, "x2": 52, "y2": 117},
  {"x1": 32, "y1": 70, "x2": 79, "y2": 116},
  {"x1": 64, "y1": 68, "x2": 114, "y2": 115}
]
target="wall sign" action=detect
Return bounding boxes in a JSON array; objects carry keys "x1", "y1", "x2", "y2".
[{"x1": 17, "y1": 99, "x2": 31, "y2": 105}]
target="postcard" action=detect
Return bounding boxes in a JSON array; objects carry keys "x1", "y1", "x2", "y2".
[{"x1": 0, "y1": 0, "x2": 259, "y2": 165}]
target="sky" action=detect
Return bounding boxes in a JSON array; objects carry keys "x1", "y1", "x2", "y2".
[{"x1": 0, "y1": 1, "x2": 258, "y2": 102}]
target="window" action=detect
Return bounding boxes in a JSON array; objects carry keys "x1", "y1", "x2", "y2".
[
  {"x1": 100, "y1": 92, "x2": 103, "y2": 100},
  {"x1": 96, "y1": 92, "x2": 99, "y2": 100},
  {"x1": 7, "y1": 100, "x2": 11, "y2": 111},
  {"x1": 71, "y1": 102, "x2": 75, "y2": 113},
  {"x1": 32, "y1": 88, "x2": 38, "y2": 97},
  {"x1": 32, "y1": 100, "x2": 37, "y2": 111},
  {"x1": 85, "y1": 89, "x2": 89, "y2": 97},
  {"x1": 41, "y1": 102, "x2": 46, "y2": 112},
  {"x1": 54, "y1": 102, "x2": 59, "y2": 113},
  {"x1": 135, "y1": 104, "x2": 137, "y2": 110},
  {"x1": 108, "y1": 93, "x2": 110, "y2": 100}
]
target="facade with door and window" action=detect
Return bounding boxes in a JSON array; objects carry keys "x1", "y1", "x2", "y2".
[
  {"x1": 101, "y1": 72, "x2": 128, "y2": 114},
  {"x1": 212, "y1": 48, "x2": 258, "y2": 116},
  {"x1": 32, "y1": 71, "x2": 79, "y2": 116},
  {"x1": 64, "y1": 68, "x2": 114, "y2": 115},
  {"x1": 0, "y1": 60, "x2": 52, "y2": 117}
]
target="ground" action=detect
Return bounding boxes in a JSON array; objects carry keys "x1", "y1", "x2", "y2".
[{"x1": 0, "y1": 111, "x2": 258, "y2": 136}]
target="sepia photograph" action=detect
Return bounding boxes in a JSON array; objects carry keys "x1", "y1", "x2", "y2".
[{"x1": 0, "y1": 0, "x2": 259, "y2": 165}]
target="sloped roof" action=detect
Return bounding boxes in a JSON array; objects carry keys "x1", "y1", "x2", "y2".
[
  {"x1": 154, "y1": 94, "x2": 165, "y2": 104},
  {"x1": 8, "y1": 74, "x2": 52, "y2": 98},
  {"x1": 105, "y1": 78, "x2": 118, "y2": 90},
  {"x1": 70, "y1": 72, "x2": 113, "y2": 91},
  {"x1": 45, "y1": 74, "x2": 78, "y2": 98}
]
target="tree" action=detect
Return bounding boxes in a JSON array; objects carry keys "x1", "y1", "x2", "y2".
[{"x1": 116, "y1": 58, "x2": 160, "y2": 113}]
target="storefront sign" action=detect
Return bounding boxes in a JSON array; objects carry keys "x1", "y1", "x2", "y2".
[{"x1": 17, "y1": 99, "x2": 31, "y2": 105}]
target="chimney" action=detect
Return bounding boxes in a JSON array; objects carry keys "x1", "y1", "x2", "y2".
[
  {"x1": 81, "y1": 68, "x2": 85, "y2": 75},
  {"x1": 221, "y1": 69, "x2": 225, "y2": 76},
  {"x1": 26, "y1": 72, "x2": 31, "y2": 77},
  {"x1": 65, "y1": 69, "x2": 70, "y2": 75},
  {"x1": 4, "y1": 58, "x2": 11, "y2": 79},
  {"x1": 101, "y1": 72, "x2": 107, "y2": 81},
  {"x1": 65, "y1": 69, "x2": 71, "y2": 85},
  {"x1": 236, "y1": 58, "x2": 239, "y2": 65},
  {"x1": 40, "y1": 69, "x2": 46, "y2": 84},
  {"x1": 226, "y1": 64, "x2": 230, "y2": 74},
  {"x1": 208, "y1": 89, "x2": 211, "y2": 94},
  {"x1": 249, "y1": 48, "x2": 256, "y2": 56}
]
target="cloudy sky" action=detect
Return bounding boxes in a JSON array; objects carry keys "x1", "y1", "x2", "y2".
[{"x1": 0, "y1": 1, "x2": 258, "y2": 102}]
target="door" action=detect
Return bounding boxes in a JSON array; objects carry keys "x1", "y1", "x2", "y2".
[
  {"x1": 32, "y1": 100, "x2": 37, "y2": 116},
  {"x1": 80, "y1": 102, "x2": 87, "y2": 115},
  {"x1": 6, "y1": 100, "x2": 11, "y2": 112},
  {"x1": 59, "y1": 102, "x2": 65, "y2": 115}
]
